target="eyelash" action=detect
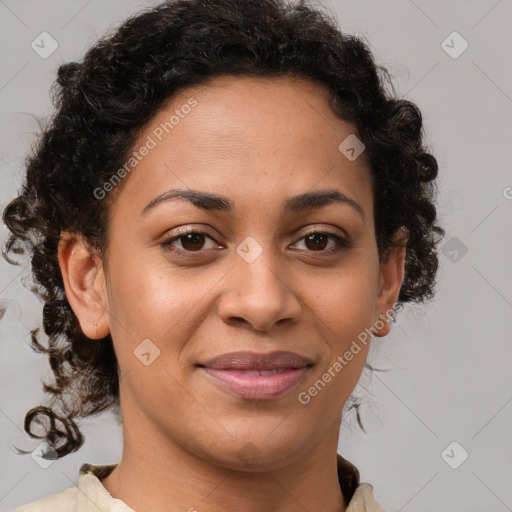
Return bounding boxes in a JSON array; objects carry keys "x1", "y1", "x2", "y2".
[{"x1": 160, "y1": 228, "x2": 351, "y2": 257}]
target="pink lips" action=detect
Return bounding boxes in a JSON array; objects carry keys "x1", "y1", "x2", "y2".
[{"x1": 197, "y1": 350, "x2": 313, "y2": 400}]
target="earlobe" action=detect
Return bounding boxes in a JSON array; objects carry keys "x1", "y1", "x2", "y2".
[
  {"x1": 57, "y1": 232, "x2": 110, "y2": 339},
  {"x1": 373, "y1": 227, "x2": 408, "y2": 338}
]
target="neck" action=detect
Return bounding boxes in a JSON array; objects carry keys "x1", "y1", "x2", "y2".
[{"x1": 101, "y1": 416, "x2": 347, "y2": 512}]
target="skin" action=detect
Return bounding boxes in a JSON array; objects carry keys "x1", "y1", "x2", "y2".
[{"x1": 58, "y1": 75, "x2": 407, "y2": 512}]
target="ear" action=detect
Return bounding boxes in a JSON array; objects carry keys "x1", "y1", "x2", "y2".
[
  {"x1": 57, "y1": 232, "x2": 110, "y2": 339},
  {"x1": 373, "y1": 227, "x2": 408, "y2": 337}
]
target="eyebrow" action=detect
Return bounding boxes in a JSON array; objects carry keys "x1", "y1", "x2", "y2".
[{"x1": 140, "y1": 188, "x2": 365, "y2": 221}]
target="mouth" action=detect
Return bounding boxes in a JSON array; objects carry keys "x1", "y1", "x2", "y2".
[
  {"x1": 196, "y1": 350, "x2": 313, "y2": 400},
  {"x1": 198, "y1": 367, "x2": 312, "y2": 400}
]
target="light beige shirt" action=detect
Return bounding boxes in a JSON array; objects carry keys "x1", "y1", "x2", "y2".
[{"x1": 14, "y1": 454, "x2": 386, "y2": 512}]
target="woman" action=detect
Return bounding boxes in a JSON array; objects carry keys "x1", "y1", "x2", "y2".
[{"x1": 3, "y1": 0, "x2": 444, "y2": 510}]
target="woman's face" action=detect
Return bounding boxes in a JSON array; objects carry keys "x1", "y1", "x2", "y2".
[{"x1": 61, "y1": 75, "x2": 405, "y2": 469}]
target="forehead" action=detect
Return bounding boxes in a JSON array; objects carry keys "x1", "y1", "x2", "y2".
[{"x1": 112, "y1": 75, "x2": 373, "y2": 220}]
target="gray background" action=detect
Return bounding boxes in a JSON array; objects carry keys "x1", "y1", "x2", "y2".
[{"x1": 0, "y1": 1, "x2": 511, "y2": 511}]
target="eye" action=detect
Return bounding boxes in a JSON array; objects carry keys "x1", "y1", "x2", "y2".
[
  {"x1": 161, "y1": 229, "x2": 221, "y2": 252},
  {"x1": 160, "y1": 228, "x2": 350, "y2": 256},
  {"x1": 291, "y1": 230, "x2": 350, "y2": 254}
]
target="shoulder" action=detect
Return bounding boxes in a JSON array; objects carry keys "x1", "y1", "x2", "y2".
[
  {"x1": 347, "y1": 482, "x2": 388, "y2": 512},
  {"x1": 13, "y1": 486, "x2": 78, "y2": 512},
  {"x1": 13, "y1": 461, "x2": 119, "y2": 512},
  {"x1": 337, "y1": 454, "x2": 387, "y2": 512}
]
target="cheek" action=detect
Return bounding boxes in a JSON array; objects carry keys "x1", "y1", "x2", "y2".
[
  {"x1": 105, "y1": 256, "x2": 211, "y2": 362},
  {"x1": 307, "y1": 257, "x2": 378, "y2": 388},
  {"x1": 318, "y1": 288, "x2": 373, "y2": 386},
  {"x1": 312, "y1": 257, "x2": 379, "y2": 334},
  {"x1": 107, "y1": 251, "x2": 180, "y2": 320}
]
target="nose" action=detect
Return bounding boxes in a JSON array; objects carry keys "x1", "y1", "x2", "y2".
[{"x1": 217, "y1": 250, "x2": 302, "y2": 332}]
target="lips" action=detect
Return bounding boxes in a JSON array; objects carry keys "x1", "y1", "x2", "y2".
[
  {"x1": 196, "y1": 351, "x2": 313, "y2": 400},
  {"x1": 197, "y1": 350, "x2": 313, "y2": 371}
]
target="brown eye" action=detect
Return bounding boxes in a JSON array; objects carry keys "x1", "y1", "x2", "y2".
[
  {"x1": 304, "y1": 233, "x2": 329, "y2": 251},
  {"x1": 179, "y1": 233, "x2": 206, "y2": 251},
  {"x1": 161, "y1": 230, "x2": 219, "y2": 252},
  {"x1": 293, "y1": 231, "x2": 350, "y2": 253}
]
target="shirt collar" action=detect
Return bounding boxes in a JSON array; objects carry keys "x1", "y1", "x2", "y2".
[{"x1": 77, "y1": 463, "x2": 132, "y2": 512}]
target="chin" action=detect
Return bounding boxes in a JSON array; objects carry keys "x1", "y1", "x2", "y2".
[{"x1": 194, "y1": 432, "x2": 306, "y2": 472}]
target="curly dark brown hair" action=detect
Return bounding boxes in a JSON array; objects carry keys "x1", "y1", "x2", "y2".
[{"x1": 2, "y1": 0, "x2": 444, "y2": 458}]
